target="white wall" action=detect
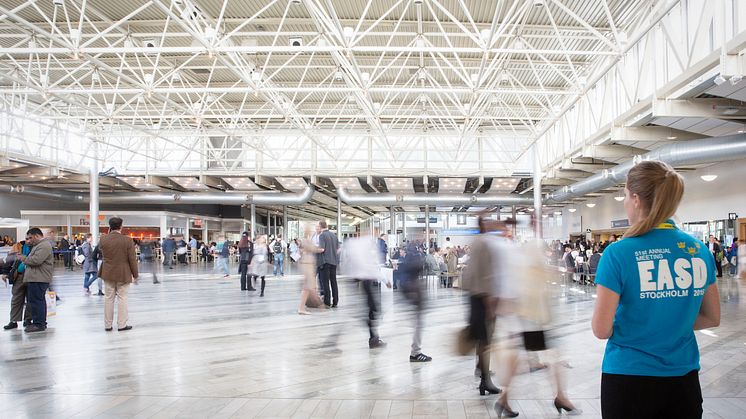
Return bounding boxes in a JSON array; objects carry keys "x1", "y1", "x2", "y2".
[{"x1": 556, "y1": 159, "x2": 746, "y2": 240}]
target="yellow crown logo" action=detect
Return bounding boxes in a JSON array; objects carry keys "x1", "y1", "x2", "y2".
[
  {"x1": 677, "y1": 242, "x2": 686, "y2": 249},
  {"x1": 687, "y1": 247, "x2": 697, "y2": 255}
]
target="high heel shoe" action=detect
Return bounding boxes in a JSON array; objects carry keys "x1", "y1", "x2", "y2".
[
  {"x1": 478, "y1": 380, "x2": 502, "y2": 396},
  {"x1": 554, "y1": 398, "x2": 582, "y2": 416},
  {"x1": 495, "y1": 400, "x2": 519, "y2": 418}
]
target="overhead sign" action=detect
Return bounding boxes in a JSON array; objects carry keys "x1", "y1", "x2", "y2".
[
  {"x1": 728, "y1": 212, "x2": 738, "y2": 220},
  {"x1": 611, "y1": 219, "x2": 630, "y2": 228}
]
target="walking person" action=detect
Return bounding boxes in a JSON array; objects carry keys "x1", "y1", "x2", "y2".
[
  {"x1": 98, "y1": 217, "x2": 139, "y2": 332},
  {"x1": 593, "y1": 160, "x2": 720, "y2": 419},
  {"x1": 298, "y1": 225, "x2": 323, "y2": 314},
  {"x1": 81, "y1": 234, "x2": 99, "y2": 294},
  {"x1": 461, "y1": 216, "x2": 503, "y2": 397},
  {"x1": 317, "y1": 221, "x2": 340, "y2": 308},
  {"x1": 343, "y1": 231, "x2": 391, "y2": 346},
  {"x1": 139, "y1": 239, "x2": 159, "y2": 284},
  {"x1": 399, "y1": 241, "x2": 431, "y2": 362},
  {"x1": 215, "y1": 237, "x2": 231, "y2": 278},
  {"x1": 3, "y1": 243, "x2": 31, "y2": 330},
  {"x1": 238, "y1": 232, "x2": 256, "y2": 291},
  {"x1": 708, "y1": 235, "x2": 723, "y2": 278},
  {"x1": 271, "y1": 235, "x2": 287, "y2": 276},
  {"x1": 19, "y1": 228, "x2": 54, "y2": 333},
  {"x1": 250, "y1": 235, "x2": 270, "y2": 297}
]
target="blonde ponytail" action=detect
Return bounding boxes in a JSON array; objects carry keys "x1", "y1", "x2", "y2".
[{"x1": 624, "y1": 161, "x2": 684, "y2": 238}]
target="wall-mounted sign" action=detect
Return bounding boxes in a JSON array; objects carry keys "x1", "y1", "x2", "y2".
[
  {"x1": 728, "y1": 212, "x2": 738, "y2": 220},
  {"x1": 611, "y1": 219, "x2": 630, "y2": 228}
]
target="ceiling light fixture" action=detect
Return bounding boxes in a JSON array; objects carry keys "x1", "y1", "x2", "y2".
[
  {"x1": 614, "y1": 195, "x2": 625, "y2": 202},
  {"x1": 700, "y1": 174, "x2": 718, "y2": 182},
  {"x1": 568, "y1": 207, "x2": 577, "y2": 213},
  {"x1": 586, "y1": 202, "x2": 596, "y2": 208}
]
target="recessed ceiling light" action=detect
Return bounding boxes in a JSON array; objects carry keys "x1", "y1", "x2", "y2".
[
  {"x1": 586, "y1": 203, "x2": 596, "y2": 208},
  {"x1": 700, "y1": 174, "x2": 717, "y2": 182}
]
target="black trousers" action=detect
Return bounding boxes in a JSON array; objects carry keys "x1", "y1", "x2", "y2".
[
  {"x1": 361, "y1": 280, "x2": 381, "y2": 340},
  {"x1": 26, "y1": 282, "x2": 49, "y2": 327},
  {"x1": 601, "y1": 370, "x2": 702, "y2": 419},
  {"x1": 319, "y1": 263, "x2": 338, "y2": 306}
]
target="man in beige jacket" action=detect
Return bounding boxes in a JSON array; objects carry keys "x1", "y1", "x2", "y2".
[{"x1": 98, "y1": 217, "x2": 138, "y2": 331}]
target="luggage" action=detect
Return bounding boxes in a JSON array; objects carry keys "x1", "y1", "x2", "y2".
[{"x1": 46, "y1": 291, "x2": 57, "y2": 317}]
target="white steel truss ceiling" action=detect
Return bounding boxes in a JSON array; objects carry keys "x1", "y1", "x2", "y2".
[{"x1": 0, "y1": 0, "x2": 661, "y2": 179}]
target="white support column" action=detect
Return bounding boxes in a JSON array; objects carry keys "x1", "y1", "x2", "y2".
[
  {"x1": 89, "y1": 165, "x2": 99, "y2": 245},
  {"x1": 185, "y1": 217, "x2": 190, "y2": 240},
  {"x1": 401, "y1": 212, "x2": 406, "y2": 242},
  {"x1": 250, "y1": 204, "x2": 256, "y2": 240},
  {"x1": 268, "y1": 209, "x2": 272, "y2": 237},
  {"x1": 202, "y1": 221, "x2": 208, "y2": 243},
  {"x1": 336, "y1": 197, "x2": 342, "y2": 239},
  {"x1": 283, "y1": 206, "x2": 287, "y2": 238},
  {"x1": 66, "y1": 215, "x2": 73, "y2": 239},
  {"x1": 159, "y1": 215, "x2": 168, "y2": 241},
  {"x1": 425, "y1": 205, "x2": 430, "y2": 249},
  {"x1": 533, "y1": 145, "x2": 543, "y2": 239}
]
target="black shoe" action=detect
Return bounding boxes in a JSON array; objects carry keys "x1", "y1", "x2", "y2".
[
  {"x1": 241, "y1": 288, "x2": 247, "y2": 291},
  {"x1": 247, "y1": 287, "x2": 256, "y2": 291},
  {"x1": 105, "y1": 327, "x2": 113, "y2": 332},
  {"x1": 24, "y1": 324, "x2": 46, "y2": 333},
  {"x1": 409, "y1": 353, "x2": 432, "y2": 362},
  {"x1": 260, "y1": 292, "x2": 264, "y2": 297},
  {"x1": 97, "y1": 291, "x2": 104, "y2": 296},
  {"x1": 554, "y1": 398, "x2": 582, "y2": 415},
  {"x1": 3, "y1": 322, "x2": 17, "y2": 330},
  {"x1": 478, "y1": 379, "x2": 502, "y2": 396},
  {"x1": 331, "y1": 304, "x2": 338, "y2": 308},
  {"x1": 23, "y1": 320, "x2": 31, "y2": 327},
  {"x1": 153, "y1": 280, "x2": 160, "y2": 284},
  {"x1": 495, "y1": 401, "x2": 519, "y2": 418},
  {"x1": 369, "y1": 338, "x2": 387, "y2": 349},
  {"x1": 118, "y1": 325, "x2": 133, "y2": 331}
]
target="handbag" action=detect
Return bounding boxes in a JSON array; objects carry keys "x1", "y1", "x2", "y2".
[{"x1": 522, "y1": 330, "x2": 547, "y2": 352}]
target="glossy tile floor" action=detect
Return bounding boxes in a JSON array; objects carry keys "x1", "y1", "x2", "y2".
[{"x1": 1, "y1": 261, "x2": 745, "y2": 418}]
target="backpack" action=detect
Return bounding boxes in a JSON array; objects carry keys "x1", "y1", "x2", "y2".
[{"x1": 273, "y1": 241, "x2": 282, "y2": 254}]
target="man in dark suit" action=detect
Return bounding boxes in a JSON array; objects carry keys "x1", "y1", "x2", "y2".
[
  {"x1": 98, "y1": 217, "x2": 139, "y2": 331},
  {"x1": 60, "y1": 234, "x2": 72, "y2": 268},
  {"x1": 317, "y1": 220, "x2": 340, "y2": 308}
]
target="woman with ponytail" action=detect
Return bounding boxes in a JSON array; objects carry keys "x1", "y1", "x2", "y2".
[{"x1": 592, "y1": 160, "x2": 720, "y2": 419}]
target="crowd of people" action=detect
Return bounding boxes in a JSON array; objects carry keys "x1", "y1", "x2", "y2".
[{"x1": 2, "y1": 159, "x2": 746, "y2": 418}]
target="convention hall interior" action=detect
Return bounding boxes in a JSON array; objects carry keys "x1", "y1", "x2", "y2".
[{"x1": 1, "y1": 0, "x2": 746, "y2": 418}]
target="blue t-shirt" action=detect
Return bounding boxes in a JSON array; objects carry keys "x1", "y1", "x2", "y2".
[{"x1": 595, "y1": 220, "x2": 717, "y2": 377}]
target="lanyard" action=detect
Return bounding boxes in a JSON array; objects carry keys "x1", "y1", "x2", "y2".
[{"x1": 655, "y1": 222, "x2": 676, "y2": 230}]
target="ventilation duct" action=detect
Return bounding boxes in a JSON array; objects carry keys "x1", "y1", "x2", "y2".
[
  {"x1": 337, "y1": 188, "x2": 533, "y2": 206},
  {"x1": 5, "y1": 184, "x2": 315, "y2": 205},
  {"x1": 545, "y1": 133, "x2": 746, "y2": 204}
]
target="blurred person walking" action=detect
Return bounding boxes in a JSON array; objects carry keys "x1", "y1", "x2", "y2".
[
  {"x1": 738, "y1": 238, "x2": 746, "y2": 279},
  {"x1": 81, "y1": 234, "x2": 99, "y2": 294},
  {"x1": 215, "y1": 237, "x2": 231, "y2": 278},
  {"x1": 238, "y1": 232, "x2": 256, "y2": 291},
  {"x1": 460, "y1": 216, "x2": 503, "y2": 397},
  {"x1": 189, "y1": 235, "x2": 198, "y2": 264},
  {"x1": 298, "y1": 225, "x2": 323, "y2": 314},
  {"x1": 19, "y1": 228, "x2": 54, "y2": 333},
  {"x1": 708, "y1": 235, "x2": 723, "y2": 278},
  {"x1": 342, "y1": 231, "x2": 392, "y2": 346},
  {"x1": 98, "y1": 217, "x2": 139, "y2": 332},
  {"x1": 399, "y1": 241, "x2": 431, "y2": 362},
  {"x1": 593, "y1": 161, "x2": 719, "y2": 419},
  {"x1": 139, "y1": 239, "x2": 159, "y2": 284}
]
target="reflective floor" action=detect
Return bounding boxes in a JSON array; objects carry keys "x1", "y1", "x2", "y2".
[{"x1": 1, "y1": 262, "x2": 745, "y2": 418}]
